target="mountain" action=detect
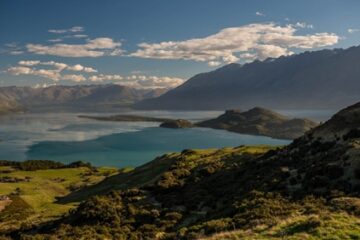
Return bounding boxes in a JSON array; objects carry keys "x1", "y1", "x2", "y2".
[
  {"x1": 196, "y1": 107, "x2": 318, "y2": 139},
  {"x1": 0, "y1": 85, "x2": 167, "y2": 112},
  {"x1": 136, "y1": 46, "x2": 360, "y2": 110},
  {"x1": 14, "y1": 102, "x2": 360, "y2": 239},
  {"x1": 0, "y1": 95, "x2": 24, "y2": 115}
]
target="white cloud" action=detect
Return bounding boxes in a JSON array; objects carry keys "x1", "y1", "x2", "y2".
[
  {"x1": 62, "y1": 74, "x2": 86, "y2": 82},
  {"x1": 89, "y1": 74, "x2": 184, "y2": 88},
  {"x1": 48, "y1": 26, "x2": 84, "y2": 34},
  {"x1": 7, "y1": 61, "x2": 98, "y2": 82},
  {"x1": 18, "y1": 60, "x2": 41, "y2": 66},
  {"x1": 48, "y1": 38, "x2": 63, "y2": 43},
  {"x1": 26, "y1": 37, "x2": 123, "y2": 57},
  {"x1": 129, "y1": 75, "x2": 185, "y2": 88},
  {"x1": 256, "y1": 11, "x2": 265, "y2": 16},
  {"x1": 348, "y1": 28, "x2": 360, "y2": 34},
  {"x1": 88, "y1": 74, "x2": 123, "y2": 82},
  {"x1": 131, "y1": 22, "x2": 339, "y2": 66},
  {"x1": 291, "y1": 22, "x2": 314, "y2": 29},
  {"x1": 7, "y1": 61, "x2": 182, "y2": 88},
  {"x1": 18, "y1": 60, "x2": 97, "y2": 73},
  {"x1": 208, "y1": 61, "x2": 222, "y2": 67},
  {"x1": 67, "y1": 64, "x2": 97, "y2": 73},
  {"x1": 7, "y1": 66, "x2": 61, "y2": 81},
  {"x1": 32, "y1": 83, "x2": 57, "y2": 89}
]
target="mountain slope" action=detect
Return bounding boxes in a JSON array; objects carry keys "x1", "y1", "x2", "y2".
[
  {"x1": 13, "y1": 101, "x2": 360, "y2": 239},
  {"x1": 0, "y1": 95, "x2": 23, "y2": 115},
  {"x1": 136, "y1": 46, "x2": 360, "y2": 110},
  {"x1": 0, "y1": 85, "x2": 167, "y2": 112},
  {"x1": 197, "y1": 108, "x2": 318, "y2": 139}
]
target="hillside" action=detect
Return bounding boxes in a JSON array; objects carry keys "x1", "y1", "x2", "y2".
[
  {"x1": 0, "y1": 98, "x2": 23, "y2": 115},
  {"x1": 197, "y1": 108, "x2": 318, "y2": 139},
  {"x1": 0, "y1": 84, "x2": 167, "y2": 112},
  {"x1": 136, "y1": 46, "x2": 360, "y2": 110},
  {"x1": 9, "y1": 101, "x2": 360, "y2": 239},
  {"x1": 0, "y1": 160, "x2": 117, "y2": 233}
]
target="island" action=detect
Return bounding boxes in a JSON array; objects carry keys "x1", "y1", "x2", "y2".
[
  {"x1": 196, "y1": 107, "x2": 318, "y2": 139},
  {"x1": 78, "y1": 114, "x2": 173, "y2": 122},
  {"x1": 79, "y1": 107, "x2": 318, "y2": 139}
]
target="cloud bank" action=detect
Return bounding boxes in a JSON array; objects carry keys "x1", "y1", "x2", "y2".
[
  {"x1": 131, "y1": 22, "x2": 339, "y2": 66},
  {"x1": 6, "y1": 60, "x2": 184, "y2": 88},
  {"x1": 27, "y1": 38, "x2": 123, "y2": 57}
]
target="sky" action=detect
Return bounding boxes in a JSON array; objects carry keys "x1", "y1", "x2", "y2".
[{"x1": 0, "y1": 0, "x2": 359, "y2": 88}]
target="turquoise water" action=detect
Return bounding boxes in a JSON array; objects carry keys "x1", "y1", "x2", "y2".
[
  {"x1": 0, "y1": 110, "x2": 333, "y2": 168},
  {"x1": 27, "y1": 127, "x2": 289, "y2": 167}
]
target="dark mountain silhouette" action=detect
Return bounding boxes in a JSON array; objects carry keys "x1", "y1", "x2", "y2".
[{"x1": 136, "y1": 46, "x2": 360, "y2": 110}]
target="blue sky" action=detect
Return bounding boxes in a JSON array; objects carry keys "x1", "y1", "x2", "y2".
[{"x1": 0, "y1": 0, "x2": 359, "y2": 88}]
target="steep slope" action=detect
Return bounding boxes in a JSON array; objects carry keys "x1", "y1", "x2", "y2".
[
  {"x1": 136, "y1": 46, "x2": 360, "y2": 110},
  {"x1": 197, "y1": 107, "x2": 318, "y2": 139},
  {"x1": 13, "y1": 102, "x2": 360, "y2": 239}
]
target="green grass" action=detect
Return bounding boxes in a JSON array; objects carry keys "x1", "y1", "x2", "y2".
[
  {"x1": 202, "y1": 212, "x2": 360, "y2": 240},
  {"x1": 0, "y1": 166, "x2": 117, "y2": 232}
]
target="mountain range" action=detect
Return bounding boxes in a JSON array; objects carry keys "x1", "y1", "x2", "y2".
[
  {"x1": 0, "y1": 84, "x2": 167, "y2": 113},
  {"x1": 136, "y1": 45, "x2": 360, "y2": 110}
]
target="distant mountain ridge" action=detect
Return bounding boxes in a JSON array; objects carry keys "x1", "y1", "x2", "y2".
[
  {"x1": 136, "y1": 45, "x2": 360, "y2": 110},
  {"x1": 0, "y1": 84, "x2": 167, "y2": 112}
]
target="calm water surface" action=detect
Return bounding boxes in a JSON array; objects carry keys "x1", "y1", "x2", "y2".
[{"x1": 0, "y1": 110, "x2": 333, "y2": 167}]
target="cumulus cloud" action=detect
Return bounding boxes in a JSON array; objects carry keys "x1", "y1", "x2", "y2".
[
  {"x1": 7, "y1": 61, "x2": 97, "y2": 82},
  {"x1": 88, "y1": 74, "x2": 123, "y2": 82},
  {"x1": 18, "y1": 60, "x2": 97, "y2": 73},
  {"x1": 18, "y1": 60, "x2": 41, "y2": 66},
  {"x1": 62, "y1": 74, "x2": 86, "y2": 82},
  {"x1": 7, "y1": 66, "x2": 61, "y2": 81},
  {"x1": 130, "y1": 22, "x2": 339, "y2": 66},
  {"x1": 7, "y1": 61, "x2": 183, "y2": 88},
  {"x1": 89, "y1": 74, "x2": 184, "y2": 88},
  {"x1": 26, "y1": 37, "x2": 123, "y2": 57},
  {"x1": 348, "y1": 28, "x2": 359, "y2": 34}
]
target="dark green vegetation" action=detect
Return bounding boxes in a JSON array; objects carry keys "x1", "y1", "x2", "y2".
[
  {"x1": 136, "y1": 46, "x2": 360, "y2": 110},
  {"x1": 4, "y1": 102, "x2": 359, "y2": 239},
  {"x1": 196, "y1": 108, "x2": 318, "y2": 139},
  {"x1": 0, "y1": 160, "x2": 93, "y2": 171},
  {"x1": 0, "y1": 84, "x2": 167, "y2": 113}
]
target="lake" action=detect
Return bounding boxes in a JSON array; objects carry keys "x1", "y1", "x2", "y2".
[{"x1": 0, "y1": 110, "x2": 335, "y2": 168}]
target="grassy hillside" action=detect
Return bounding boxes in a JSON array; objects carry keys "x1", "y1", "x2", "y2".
[
  {"x1": 59, "y1": 146, "x2": 273, "y2": 203},
  {"x1": 0, "y1": 164, "x2": 117, "y2": 233}
]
